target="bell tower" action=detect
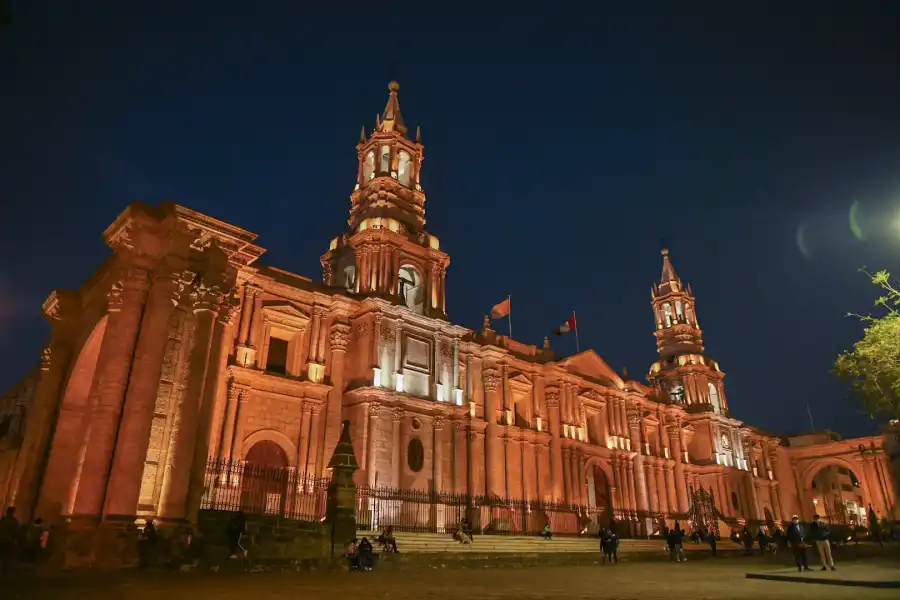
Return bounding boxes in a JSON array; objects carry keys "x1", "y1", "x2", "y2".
[
  {"x1": 647, "y1": 249, "x2": 728, "y2": 415},
  {"x1": 321, "y1": 82, "x2": 450, "y2": 319}
]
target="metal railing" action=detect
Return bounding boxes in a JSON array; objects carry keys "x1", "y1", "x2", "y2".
[
  {"x1": 199, "y1": 458, "x2": 329, "y2": 522},
  {"x1": 355, "y1": 485, "x2": 613, "y2": 536}
]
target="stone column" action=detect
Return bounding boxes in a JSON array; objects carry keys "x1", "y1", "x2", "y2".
[
  {"x1": 667, "y1": 425, "x2": 690, "y2": 513},
  {"x1": 482, "y1": 368, "x2": 504, "y2": 498},
  {"x1": 467, "y1": 424, "x2": 485, "y2": 496},
  {"x1": 654, "y1": 463, "x2": 667, "y2": 515},
  {"x1": 545, "y1": 388, "x2": 564, "y2": 501},
  {"x1": 218, "y1": 385, "x2": 242, "y2": 461},
  {"x1": 664, "y1": 464, "x2": 677, "y2": 514},
  {"x1": 9, "y1": 291, "x2": 80, "y2": 520},
  {"x1": 236, "y1": 284, "x2": 255, "y2": 346},
  {"x1": 158, "y1": 278, "x2": 222, "y2": 521},
  {"x1": 562, "y1": 448, "x2": 572, "y2": 503},
  {"x1": 452, "y1": 421, "x2": 466, "y2": 493},
  {"x1": 366, "y1": 404, "x2": 380, "y2": 487},
  {"x1": 247, "y1": 287, "x2": 265, "y2": 358},
  {"x1": 103, "y1": 268, "x2": 182, "y2": 518},
  {"x1": 322, "y1": 321, "x2": 350, "y2": 462},
  {"x1": 534, "y1": 443, "x2": 543, "y2": 500},
  {"x1": 627, "y1": 410, "x2": 649, "y2": 514},
  {"x1": 392, "y1": 409, "x2": 403, "y2": 487},
  {"x1": 626, "y1": 461, "x2": 637, "y2": 517},
  {"x1": 309, "y1": 406, "x2": 324, "y2": 476},
  {"x1": 646, "y1": 463, "x2": 659, "y2": 513},
  {"x1": 298, "y1": 403, "x2": 313, "y2": 478},
  {"x1": 433, "y1": 416, "x2": 445, "y2": 492},
  {"x1": 72, "y1": 267, "x2": 151, "y2": 517}
]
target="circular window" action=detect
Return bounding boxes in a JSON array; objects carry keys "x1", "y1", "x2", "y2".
[
  {"x1": 408, "y1": 438, "x2": 425, "y2": 472},
  {"x1": 411, "y1": 417, "x2": 422, "y2": 431},
  {"x1": 731, "y1": 492, "x2": 739, "y2": 510}
]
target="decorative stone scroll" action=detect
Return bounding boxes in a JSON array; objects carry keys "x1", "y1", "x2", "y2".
[
  {"x1": 544, "y1": 388, "x2": 560, "y2": 407},
  {"x1": 482, "y1": 368, "x2": 500, "y2": 392},
  {"x1": 392, "y1": 407, "x2": 405, "y2": 423},
  {"x1": 330, "y1": 323, "x2": 351, "y2": 352},
  {"x1": 40, "y1": 346, "x2": 52, "y2": 371}
]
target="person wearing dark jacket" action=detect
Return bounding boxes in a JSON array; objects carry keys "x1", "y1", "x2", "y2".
[
  {"x1": 810, "y1": 514, "x2": 835, "y2": 571},
  {"x1": 786, "y1": 515, "x2": 811, "y2": 572}
]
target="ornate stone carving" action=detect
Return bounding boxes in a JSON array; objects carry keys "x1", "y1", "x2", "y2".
[
  {"x1": 433, "y1": 416, "x2": 445, "y2": 431},
  {"x1": 40, "y1": 346, "x2": 52, "y2": 371},
  {"x1": 452, "y1": 421, "x2": 465, "y2": 432},
  {"x1": 355, "y1": 322, "x2": 369, "y2": 339},
  {"x1": 107, "y1": 280, "x2": 125, "y2": 311},
  {"x1": 627, "y1": 412, "x2": 642, "y2": 428},
  {"x1": 666, "y1": 425, "x2": 681, "y2": 440},
  {"x1": 381, "y1": 320, "x2": 396, "y2": 342},
  {"x1": 313, "y1": 305, "x2": 328, "y2": 319},
  {"x1": 330, "y1": 323, "x2": 350, "y2": 351},
  {"x1": 392, "y1": 408, "x2": 405, "y2": 423},
  {"x1": 369, "y1": 404, "x2": 381, "y2": 417},
  {"x1": 440, "y1": 339, "x2": 453, "y2": 358},
  {"x1": 217, "y1": 292, "x2": 241, "y2": 325},
  {"x1": 482, "y1": 368, "x2": 500, "y2": 392},
  {"x1": 545, "y1": 388, "x2": 560, "y2": 407},
  {"x1": 227, "y1": 384, "x2": 242, "y2": 402}
]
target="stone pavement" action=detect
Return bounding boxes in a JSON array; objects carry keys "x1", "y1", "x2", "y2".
[
  {"x1": 4, "y1": 559, "x2": 900, "y2": 600},
  {"x1": 747, "y1": 562, "x2": 900, "y2": 588}
]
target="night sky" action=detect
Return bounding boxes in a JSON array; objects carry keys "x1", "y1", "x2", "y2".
[{"x1": 2, "y1": 3, "x2": 900, "y2": 439}]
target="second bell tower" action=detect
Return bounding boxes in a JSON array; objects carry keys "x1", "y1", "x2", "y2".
[{"x1": 321, "y1": 82, "x2": 450, "y2": 319}]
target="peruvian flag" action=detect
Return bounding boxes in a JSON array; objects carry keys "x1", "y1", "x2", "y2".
[{"x1": 553, "y1": 313, "x2": 577, "y2": 335}]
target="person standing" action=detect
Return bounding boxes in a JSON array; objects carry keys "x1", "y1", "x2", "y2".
[
  {"x1": 810, "y1": 514, "x2": 836, "y2": 571},
  {"x1": 867, "y1": 504, "x2": 883, "y2": 546},
  {"x1": 227, "y1": 510, "x2": 247, "y2": 558},
  {"x1": 787, "y1": 515, "x2": 811, "y2": 573},
  {"x1": 0, "y1": 506, "x2": 20, "y2": 573}
]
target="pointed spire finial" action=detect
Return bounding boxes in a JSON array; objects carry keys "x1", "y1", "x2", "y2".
[
  {"x1": 416, "y1": 125, "x2": 421, "y2": 144},
  {"x1": 376, "y1": 114, "x2": 381, "y2": 129},
  {"x1": 483, "y1": 315, "x2": 491, "y2": 331},
  {"x1": 379, "y1": 81, "x2": 407, "y2": 135},
  {"x1": 543, "y1": 336, "x2": 550, "y2": 350},
  {"x1": 359, "y1": 125, "x2": 366, "y2": 143},
  {"x1": 660, "y1": 247, "x2": 678, "y2": 284}
]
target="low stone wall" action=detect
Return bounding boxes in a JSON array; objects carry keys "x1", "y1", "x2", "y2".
[{"x1": 197, "y1": 510, "x2": 331, "y2": 563}]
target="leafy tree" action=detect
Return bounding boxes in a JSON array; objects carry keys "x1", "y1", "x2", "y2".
[{"x1": 834, "y1": 269, "x2": 900, "y2": 420}]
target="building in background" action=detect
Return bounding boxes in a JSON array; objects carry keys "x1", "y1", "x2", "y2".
[{"x1": 1, "y1": 83, "x2": 895, "y2": 564}]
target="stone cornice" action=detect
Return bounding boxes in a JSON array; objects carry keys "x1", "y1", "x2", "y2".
[
  {"x1": 227, "y1": 364, "x2": 332, "y2": 401},
  {"x1": 343, "y1": 385, "x2": 468, "y2": 419}
]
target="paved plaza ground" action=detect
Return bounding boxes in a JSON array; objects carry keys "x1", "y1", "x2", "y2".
[{"x1": 4, "y1": 558, "x2": 900, "y2": 600}]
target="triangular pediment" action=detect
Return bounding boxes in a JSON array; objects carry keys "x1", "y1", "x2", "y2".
[
  {"x1": 508, "y1": 373, "x2": 532, "y2": 389},
  {"x1": 557, "y1": 350, "x2": 624, "y2": 389},
  {"x1": 262, "y1": 301, "x2": 310, "y2": 326}
]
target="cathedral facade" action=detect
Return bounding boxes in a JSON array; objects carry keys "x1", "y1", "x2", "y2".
[{"x1": 2, "y1": 83, "x2": 896, "y2": 549}]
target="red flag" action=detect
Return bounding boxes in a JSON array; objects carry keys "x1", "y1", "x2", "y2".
[
  {"x1": 491, "y1": 297, "x2": 511, "y2": 319},
  {"x1": 553, "y1": 313, "x2": 577, "y2": 335}
]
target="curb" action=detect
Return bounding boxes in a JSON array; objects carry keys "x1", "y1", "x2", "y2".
[{"x1": 745, "y1": 573, "x2": 900, "y2": 589}]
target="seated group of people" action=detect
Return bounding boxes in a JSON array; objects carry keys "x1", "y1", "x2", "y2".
[
  {"x1": 452, "y1": 517, "x2": 474, "y2": 544},
  {"x1": 343, "y1": 526, "x2": 400, "y2": 571}
]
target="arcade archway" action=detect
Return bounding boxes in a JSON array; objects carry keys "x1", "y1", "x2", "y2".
[
  {"x1": 241, "y1": 440, "x2": 289, "y2": 515},
  {"x1": 801, "y1": 460, "x2": 870, "y2": 526}
]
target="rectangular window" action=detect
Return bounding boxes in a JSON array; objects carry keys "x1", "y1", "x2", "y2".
[{"x1": 266, "y1": 337, "x2": 289, "y2": 374}]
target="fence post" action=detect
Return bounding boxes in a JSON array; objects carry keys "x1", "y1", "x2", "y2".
[{"x1": 326, "y1": 421, "x2": 359, "y2": 557}]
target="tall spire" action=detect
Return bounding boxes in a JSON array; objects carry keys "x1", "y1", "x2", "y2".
[
  {"x1": 658, "y1": 248, "x2": 681, "y2": 294},
  {"x1": 379, "y1": 81, "x2": 408, "y2": 136}
]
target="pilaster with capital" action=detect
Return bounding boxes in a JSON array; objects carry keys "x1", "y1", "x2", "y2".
[
  {"x1": 8, "y1": 290, "x2": 81, "y2": 518},
  {"x1": 544, "y1": 387, "x2": 564, "y2": 502},
  {"x1": 432, "y1": 416, "x2": 445, "y2": 492},
  {"x1": 666, "y1": 424, "x2": 690, "y2": 513},
  {"x1": 71, "y1": 267, "x2": 152, "y2": 517},
  {"x1": 451, "y1": 421, "x2": 467, "y2": 493},
  {"x1": 365, "y1": 404, "x2": 380, "y2": 487},
  {"x1": 482, "y1": 367, "x2": 503, "y2": 498},
  {"x1": 391, "y1": 408, "x2": 404, "y2": 487},
  {"x1": 321, "y1": 320, "x2": 350, "y2": 469}
]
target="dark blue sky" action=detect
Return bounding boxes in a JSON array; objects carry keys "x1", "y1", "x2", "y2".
[{"x1": 2, "y1": 3, "x2": 900, "y2": 438}]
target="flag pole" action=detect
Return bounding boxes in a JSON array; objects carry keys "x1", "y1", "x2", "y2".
[
  {"x1": 573, "y1": 310, "x2": 580, "y2": 353},
  {"x1": 508, "y1": 295, "x2": 513, "y2": 339}
]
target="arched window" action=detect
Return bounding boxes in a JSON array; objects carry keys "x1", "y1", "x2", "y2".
[
  {"x1": 675, "y1": 301, "x2": 684, "y2": 322},
  {"x1": 379, "y1": 145, "x2": 390, "y2": 173},
  {"x1": 342, "y1": 265, "x2": 356, "y2": 292},
  {"x1": 363, "y1": 151, "x2": 375, "y2": 182},
  {"x1": 398, "y1": 264, "x2": 424, "y2": 314},
  {"x1": 397, "y1": 151, "x2": 412, "y2": 186},
  {"x1": 663, "y1": 303, "x2": 673, "y2": 327},
  {"x1": 708, "y1": 382, "x2": 721, "y2": 413},
  {"x1": 407, "y1": 438, "x2": 424, "y2": 472}
]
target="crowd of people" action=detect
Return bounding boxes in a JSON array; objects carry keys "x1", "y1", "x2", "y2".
[{"x1": 0, "y1": 506, "x2": 54, "y2": 572}]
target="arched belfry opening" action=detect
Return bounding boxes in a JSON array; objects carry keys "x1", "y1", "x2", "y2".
[{"x1": 398, "y1": 264, "x2": 424, "y2": 314}]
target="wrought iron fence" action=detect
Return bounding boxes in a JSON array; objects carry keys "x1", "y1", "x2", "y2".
[
  {"x1": 199, "y1": 458, "x2": 328, "y2": 522},
  {"x1": 355, "y1": 485, "x2": 613, "y2": 536}
]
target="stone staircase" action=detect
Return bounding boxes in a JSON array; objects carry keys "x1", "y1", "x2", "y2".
[{"x1": 357, "y1": 531, "x2": 710, "y2": 556}]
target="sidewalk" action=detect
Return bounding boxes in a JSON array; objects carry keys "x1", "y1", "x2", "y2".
[{"x1": 746, "y1": 561, "x2": 900, "y2": 589}]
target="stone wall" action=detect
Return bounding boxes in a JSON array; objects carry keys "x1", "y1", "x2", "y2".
[{"x1": 197, "y1": 510, "x2": 330, "y2": 562}]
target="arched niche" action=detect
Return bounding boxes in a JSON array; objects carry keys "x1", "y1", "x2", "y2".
[
  {"x1": 397, "y1": 151, "x2": 412, "y2": 186},
  {"x1": 708, "y1": 382, "x2": 721, "y2": 413},
  {"x1": 362, "y1": 151, "x2": 375, "y2": 182},
  {"x1": 398, "y1": 264, "x2": 424, "y2": 314}
]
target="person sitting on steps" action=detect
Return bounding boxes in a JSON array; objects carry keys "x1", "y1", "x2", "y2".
[
  {"x1": 377, "y1": 526, "x2": 398, "y2": 553},
  {"x1": 540, "y1": 523, "x2": 553, "y2": 540}
]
